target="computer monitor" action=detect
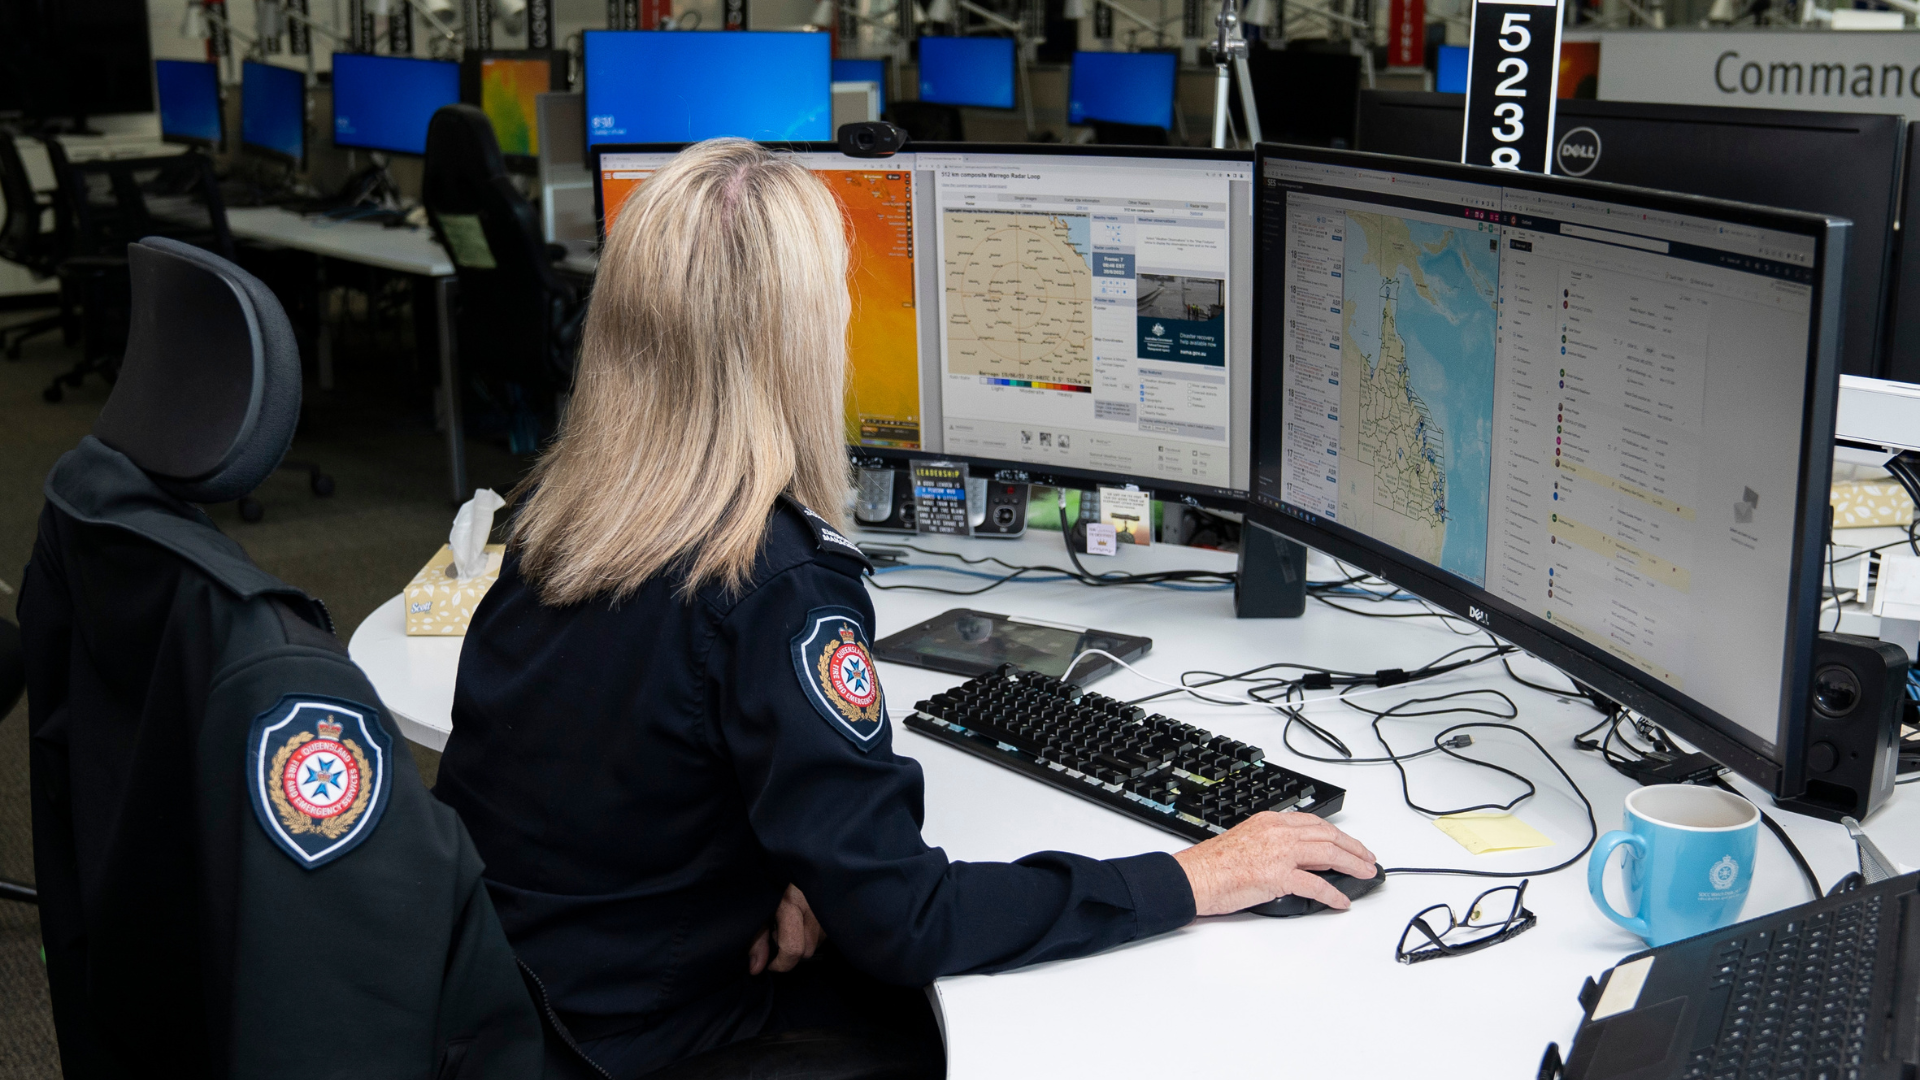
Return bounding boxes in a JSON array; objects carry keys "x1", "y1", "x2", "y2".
[
  {"x1": 1068, "y1": 51, "x2": 1177, "y2": 130},
  {"x1": 240, "y1": 60, "x2": 306, "y2": 166},
  {"x1": 1231, "y1": 47, "x2": 1363, "y2": 148},
  {"x1": 155, "y1": 59, "x2": 222, "y2": 150},
  {"x1": 916, "y1": 37, "x2": 1016, "y2": 110},
  {"x1": 461, "y1": 49, "x2": 570, "y2": 165},
  {"x1": 330, "y1": 52, "x2": 461, "y2": 155},
  {"x1": 1354, "y1": 93, "x2": 1904, "y2": 381},
  {"x1": 1884, "y1": 125, "x2": 1920, "y2": 386},
  {"x1": 581, "y1": 31, "x2": 831, "y2": 147},
  {"x1": 1434, "y1": 44, "x2": 1467, "y2": 94},
  {"x1": 1251, "y1": 146, "x2": 1845, "y2": 796},
  {"x1": 591, "y1": 143, "x2": 1256, "y2": 502},
  {"x1": 833, "y1": 58, "x2": 887, "y2": 113},
  {"x1": 7, "y1": 0, "x2": 153, "y2": 122}
]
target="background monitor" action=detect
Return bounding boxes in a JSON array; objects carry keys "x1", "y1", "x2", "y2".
[
  {"x1": 1885, "y1": 124, "x2": 1920, "y2": 385},
  {"x1": 1068, "y1": 51, "x2": 1177, "y2": 130},
  {"x1": 582, "y1": 31, "x2": 831, "y2": 147},
  {"x1": 330, "y1": 52, "x2": 460, "y2": 155},
  {"x1": 240, "y1": 60, "x2": 306, "y2": 166},
  {"x1": 916, "y1": 36, "x2": 1016, "y2": 110},
  {"x1": 462, "y1": 49, "x2": 570, "y2": 163},
  {"x1": 155, "y1": 59, "x2": 222, "y2": 149},
  {"x1": 1, "y1": 0, "x2": 153, "y2": 122},
  {"x1": 833, "y1": 58, "x2": 887, "y2": 113},
  {"x1": 1251, "y1": 145, "x2": 1843, "y2": 796},
  {"x1": 1230, "y1": 47, "x2": 1362, "y2": 148},
  {"x1": 1434, "y1": 44, "x2": 1468, "y2": 94},
  {"x1": 591, "y1": 142, "x2": 1256, "y2": 503},
  {"x1": 1353, "y1": 92, "x2": 1904, "y2": 381}
]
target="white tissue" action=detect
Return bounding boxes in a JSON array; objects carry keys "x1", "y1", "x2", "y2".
[{"x1": 449, "y1": 488, "x2": 505, "y2": 581}]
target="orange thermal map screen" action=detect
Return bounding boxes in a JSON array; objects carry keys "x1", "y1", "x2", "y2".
[{"x1": 600, "y1": 160, "x2": 921, "y2": 449}]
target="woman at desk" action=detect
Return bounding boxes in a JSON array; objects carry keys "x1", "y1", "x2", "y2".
[{"x1": 434, "y1": 139, "x2": 1377, "y2": 1079}]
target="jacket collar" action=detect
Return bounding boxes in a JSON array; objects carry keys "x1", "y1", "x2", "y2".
[{"x1": 45, "y1": 436, "x2": 311, "y2": 604}]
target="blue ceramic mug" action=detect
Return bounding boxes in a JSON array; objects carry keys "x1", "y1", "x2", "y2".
[{"x1": 1587, "y1": 784, "x2": 1760, "y2": 946}]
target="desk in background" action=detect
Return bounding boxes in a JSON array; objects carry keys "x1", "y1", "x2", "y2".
[{"x1": 346, "y1": 527, "x2": 1920, "y2": 1077}]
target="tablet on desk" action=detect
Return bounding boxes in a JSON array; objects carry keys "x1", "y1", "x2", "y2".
[{"x1": 873, "y1": 608, "x2": 1150, "y2": 686}]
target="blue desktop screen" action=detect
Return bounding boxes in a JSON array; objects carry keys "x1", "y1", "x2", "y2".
[
  {"x1": 1436, "y1": 44, "x2": 1468, "y2": 94},
  {"x1": 917, "y1": 37, "x2": 1015, "y2": 109},
  {"x1": 1068, "y1": 51, "x2": 1176, "y2": 128},
  {"x1": 832, "y1": 58, "x2": 886, "y2": 113},
  {"x1": 583, "y1": 31, "x2": 832, "y2": 147},
  {"x1": 331, "y1": 53, "x2": 461, "y2": 154},
  {"x1": 242, "y1": 61, "x2": 306, "y2": 163},
  {"x1": 156, "y1": 60, "x2": 223, "y2": 146}
]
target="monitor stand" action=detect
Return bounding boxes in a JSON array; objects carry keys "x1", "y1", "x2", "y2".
[{"x1": 1235, "y1": 518, "x2": 1305, "y2": 618}]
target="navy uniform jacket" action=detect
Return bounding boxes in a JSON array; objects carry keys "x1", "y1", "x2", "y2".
[{"x1": 436, "y1": 497, "x2": 1196, "y2": 1071}]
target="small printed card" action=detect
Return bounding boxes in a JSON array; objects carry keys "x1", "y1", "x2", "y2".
[
  {"x1": 1085, "y1": 522, "x2": 1118, "y2": 556},
  {"x1": 910, "y1": 460, "x2": 972, "y2": 536},
  {"x1": 1098, "y1": 486, "x2": 1152, "y2": 546}
]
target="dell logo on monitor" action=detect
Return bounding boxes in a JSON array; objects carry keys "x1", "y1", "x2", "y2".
[
  {"x1": 1469, "y1": 606, "x2": 1489, "y2": 624},
  {"x1": 1555, "y1": 127, "x2": 1602, "y2": 177}
]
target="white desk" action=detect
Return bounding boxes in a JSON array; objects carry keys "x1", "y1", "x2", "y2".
[
  {"x1": 347, "y1": 528, "x2": 1920, "y2": 1079},
  {"x1": 222, "y1": 208, "x2": 472, "y2": 503}
]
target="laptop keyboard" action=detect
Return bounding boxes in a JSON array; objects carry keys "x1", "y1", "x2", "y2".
[{"x1": 1684, "y1": 892, "x2": 1884, "y2": 1080}]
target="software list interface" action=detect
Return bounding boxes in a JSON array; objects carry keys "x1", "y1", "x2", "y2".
[
  {"x1": 1261, "y1": 159, "x2": 1819, "y2": 748},
  {"x1": 921, "y1": 154, "x2": 1254, "y2": 495}
]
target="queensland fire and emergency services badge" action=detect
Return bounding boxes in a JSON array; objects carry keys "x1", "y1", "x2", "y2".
[
  {"x1": 247, "y1": 695, "x2": 393, "y2": 868},
  {"x1": 792, "y1": 606, "x2": 887, "y2": 751}
]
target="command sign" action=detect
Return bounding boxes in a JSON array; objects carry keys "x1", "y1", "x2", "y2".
[{"x1": 1460, "y1": 0, "x2": 1564, "y2": 173}]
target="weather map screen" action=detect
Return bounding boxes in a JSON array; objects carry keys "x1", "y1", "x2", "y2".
[
  {"x1": 596, "y1": 149, "x2": 923, "y2": 449},
  {"x1": 928, "y1": 151, "x2": 1253, "y2": 495},
  {"x1": 1255, "y1": 152, "x2": 1829, "y2": 753},
  {"x1": 479, "y1": 56, "x2": 552, "y2": 156},
  {"x1": 582, "y1": 31, "x2": 831, "y2": 147}
]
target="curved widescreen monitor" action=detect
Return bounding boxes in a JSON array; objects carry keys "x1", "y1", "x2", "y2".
[
  {"x1": 582, "y1": 30, "x2": 831, "y2": 147},
  {"x1": 241, "y1": 61, "x2": 306, "y2": 166},
  {"x1": 156, "y1": 59, "x2": 222, "y2": 149},
  {"x1": 1068, "y1": 51, "x2": 1177, "y2": 129},
  {"x1": 591, "y1": 142, "x2": 1257, "y2": 505},
  {"x1": 1250, "y1": 145, "x2": 1846, "y2": 795},
  {"x1": 917, "y1": 36, "x2": 1016, "y2": 109},
  {"x1": 330, "y1": 52, "x2": 460, "y2": 155}
]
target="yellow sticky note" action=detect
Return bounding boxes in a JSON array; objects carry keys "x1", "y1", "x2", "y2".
[{"x1": 1433, "y1": 813, "x2": 1553, "y2": 855}]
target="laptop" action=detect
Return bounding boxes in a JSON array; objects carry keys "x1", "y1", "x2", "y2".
[{"x1": 1560, "y1": 871, "x2": 1920, "y2": 1079}]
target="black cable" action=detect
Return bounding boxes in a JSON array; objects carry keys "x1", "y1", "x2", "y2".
[{"x1": 1710, "y1": 776, "x2": 1821, "y2": 901}]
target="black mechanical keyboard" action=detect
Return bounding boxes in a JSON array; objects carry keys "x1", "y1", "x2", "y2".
[
  {"x1": 1686, "y1": 891, "x2": 1885, "y2": 1080},
  {"x1": 904, "y1": 665, "x2": 1345, "y2": 843}
]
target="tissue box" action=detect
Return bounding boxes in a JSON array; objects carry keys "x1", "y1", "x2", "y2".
[
  {"x1": 1831, "y1": 479, "x2": 1915, "y2": 529},
  {"x1": 404, "y1": 544, "x2": 507, "y2": 636}
]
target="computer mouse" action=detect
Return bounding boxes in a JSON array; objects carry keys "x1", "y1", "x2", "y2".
[{"x1": 1245, "y1": 863, "x2": 1385, "y2": 917}]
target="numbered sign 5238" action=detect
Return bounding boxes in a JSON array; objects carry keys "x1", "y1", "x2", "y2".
[{"x1": 1459, "y1": 0, "x2": 1563, "y2": 173}]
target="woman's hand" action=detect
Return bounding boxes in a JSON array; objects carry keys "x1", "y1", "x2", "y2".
[
  {"x1": 747, "y1": 884, "x2": 826, "y2": 974},
  {"x1": 1172, "y1": 811, "x2": 1377, "y2": 917}
]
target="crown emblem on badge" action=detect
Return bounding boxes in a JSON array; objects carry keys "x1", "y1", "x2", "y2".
[
  {"x1": 317, "y1": 717, "x2": 343, "y2": 740},
  {"x1": 839, "y1": 626, "x2": 856, "y2": 644}
]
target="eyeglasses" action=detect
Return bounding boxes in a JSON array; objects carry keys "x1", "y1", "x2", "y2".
[{"x1": 1395, "y1": 879, "x2": 1537, "y2": 965}]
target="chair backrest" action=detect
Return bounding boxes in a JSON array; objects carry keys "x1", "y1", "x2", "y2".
[
  {"x1": 0, "y1": 131, "x2": 60, "y2": 275},
  {"x1": 423, "y1": 104, "x2": 573, "y2": 390},
  {"x1": 92, "y1": 237, "x2": 301, "y2": 504},
  {"x1": 50, "y1": 144, "x2": 235, "y2": 262}
]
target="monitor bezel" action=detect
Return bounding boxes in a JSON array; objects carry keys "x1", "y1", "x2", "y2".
[
  {"x1": 461, "y1": 48, "x2": 571, "y2": 172},
  {"x1": 581, "y1": 30, "x2": 835, "y2": 150},
  {"x1": 586, "y1": 140, "x2": 1257, "y2": 508},
  {"x1": 1066, "y1": 49, "x2": 1179, "y2": 131},
  {"x1": 155, "y1": 59, "x2": 224, "y2": 152},
  {"x1": 1246, "y1": 143, "x2": 1847, "y2": 796},
  {"x1": 914, "y1": 35, "x2": 1019, "y2": 111},
  {"x1": 239, "y1": 59, "x2": 307, "y2": 169},
  {"x1": 328, "y1": 51, "x2": 462, "y2": 156}
]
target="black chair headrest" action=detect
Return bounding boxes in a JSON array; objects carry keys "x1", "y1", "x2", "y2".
[
  {"x1": 93, "y1": 238, "x2": 301, "y2": 503},
  {"x1": 424, "y1": 104, "x2": 510, "y2": 208}
]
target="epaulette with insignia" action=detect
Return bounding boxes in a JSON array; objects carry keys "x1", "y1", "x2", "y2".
[{"x1": 779, "y1": 495, "x2": 873, "y2": 571}]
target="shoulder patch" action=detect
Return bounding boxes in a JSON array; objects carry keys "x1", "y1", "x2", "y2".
[
  {"x1": 780, "y1": 496, "x2": 873, "y2": 571},
  {"x1": 790, "y1": 606, "x2": 888, "y2": 751},
  {"x1": 247, "y1": 695, "x2": 394, "y2": 869}
]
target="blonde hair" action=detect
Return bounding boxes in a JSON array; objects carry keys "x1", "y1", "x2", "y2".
[{"x1": 511, "y1": 139, "x2": 853, "y2": 605}]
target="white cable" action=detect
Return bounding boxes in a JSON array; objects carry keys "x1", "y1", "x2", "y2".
[{"x1": 1059, "y1": 648, "x2": 1476, "y2": 712}]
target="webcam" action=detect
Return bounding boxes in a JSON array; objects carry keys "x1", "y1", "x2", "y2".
[{"x1": 837, "y1": 121, "x2": 909, "y2": 159}]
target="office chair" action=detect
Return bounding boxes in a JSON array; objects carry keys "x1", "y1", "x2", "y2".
[
  {"x1": 0, "y1": 130, "x2": 75, "y2": 359},
  {"x1": 422, "y1": 104, "x2": 585, "y2": 455},
  {"x1": 886, "y1": 101, "x2": 966, "y2": 143},
  {"x1": 1088, "y1": 120, "x2": 1172, "y2": 147},
  {"x1": 20, "y1": 238, "x2": 542, "y2": 1075}
]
